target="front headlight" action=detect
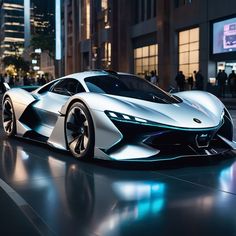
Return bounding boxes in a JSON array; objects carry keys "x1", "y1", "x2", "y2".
[{"x1": 105, "y1": 111, "x2": 148, "y2": 124}]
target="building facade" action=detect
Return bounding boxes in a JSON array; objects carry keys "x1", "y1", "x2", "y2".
[
  {"x1": 0, "y1": 0, "x2": 24, "y2": 58},
  {"x1": 60, "y1": 0, "x2": 236, "y2": 89}
]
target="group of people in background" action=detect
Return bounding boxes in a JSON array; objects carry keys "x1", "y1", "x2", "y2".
[
  {"x1": 216, "y1": 69, "x2": 236, "y2": 98},
  {"x1": 175, "y1": 70, "x2": 204, "y2": 92},
  {"x1": 0, "y1": 73, "x2": 54, "y2": 93},
  {"x1": 174, "y1": 69, "x2": 236, "y2": 98}
]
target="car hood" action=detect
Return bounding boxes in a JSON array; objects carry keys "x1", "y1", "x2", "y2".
[{"x1": 103, "y1": 94, "x2": 224, "y2": 129}]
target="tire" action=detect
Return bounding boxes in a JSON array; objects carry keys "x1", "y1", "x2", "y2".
[
  {"x1": 2, "y1": 97, "x2": 16, "y2": 137},
  {"x1": 65, "y1": 102, "x2": 95, "y2": 159}
]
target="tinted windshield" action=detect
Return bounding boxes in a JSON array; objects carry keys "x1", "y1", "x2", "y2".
[{"x1": 85, "y1": 74, "x2": 181, "y2": 104}]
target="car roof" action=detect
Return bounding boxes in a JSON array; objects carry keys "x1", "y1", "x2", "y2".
[{"x1": 61, "y1": 70, "x2": 132, "y2": 82}]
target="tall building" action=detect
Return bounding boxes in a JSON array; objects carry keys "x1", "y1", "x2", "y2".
[
  {"x1": 29, "y1": 0, "x2": 55, "y2": 76},
  {"x1": 31, "y1": 0, "x2": 55, "y2": 35},
  {"x1": 0, "y1": 0, "x2": 24, "y2": 58}
]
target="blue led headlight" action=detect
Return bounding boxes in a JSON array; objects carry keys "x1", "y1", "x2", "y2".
[{"x1": 105, "y1": 111, "x2": 149, "y2": 125}]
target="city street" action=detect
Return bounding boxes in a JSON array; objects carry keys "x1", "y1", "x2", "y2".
[{"x1": 1, "y1": 101, "x2": 236, "y2": 235}]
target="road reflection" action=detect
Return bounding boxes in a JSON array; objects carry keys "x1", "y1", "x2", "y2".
[{"x1": 1, "y1": 138, "x2": 236, "y2": 235}]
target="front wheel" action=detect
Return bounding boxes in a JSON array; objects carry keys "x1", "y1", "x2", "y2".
[
  {"x1": 65, "y1": 102, "x2": 95, "y2": 159},
  {"x1": 2, "y1": 97, "x2": 16, "y2": 137}
]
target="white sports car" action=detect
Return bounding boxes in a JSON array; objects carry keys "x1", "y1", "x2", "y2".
[{"x1": 2, "y1": 70, "x2": 236, "y2": 161}]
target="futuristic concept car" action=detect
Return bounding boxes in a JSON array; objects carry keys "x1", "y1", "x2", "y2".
[{"x1": 2, "y1": 70, "x2": 236, "y2": 161}]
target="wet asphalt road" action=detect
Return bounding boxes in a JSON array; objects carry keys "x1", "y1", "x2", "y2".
[{"x1": 1, "y1": 102, "x2": 236, "y2": 235}]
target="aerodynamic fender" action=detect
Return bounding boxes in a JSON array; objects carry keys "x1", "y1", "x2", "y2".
[
  {"x1": 3, "y1": 88, "x2": 36, "y2": 120},
  {"x1": 58, "y1": 93, "x2": 124, "y2": 151},
  {"x1": 175, "y1": 91, "x2": 225, "y2": 119}
]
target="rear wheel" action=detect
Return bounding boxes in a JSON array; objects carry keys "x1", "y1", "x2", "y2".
[
  {"x1": 2, "y1": 98, "x2": 16, "y2": 136},
  {"x1": 65, "y1": 102, "x2": 94, "y2": 159}
]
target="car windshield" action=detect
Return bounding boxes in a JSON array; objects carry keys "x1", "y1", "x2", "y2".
[{"x1": 84, "y1": 74, "x2": 181, "y2": 104}]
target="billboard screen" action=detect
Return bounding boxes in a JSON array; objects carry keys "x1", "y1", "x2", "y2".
[{"x1": 213, "y1": 17, "x2": 236, "y2": 54}]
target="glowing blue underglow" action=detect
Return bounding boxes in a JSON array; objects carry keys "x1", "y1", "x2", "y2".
[
  {"x1": 24, "y1": 0, "x2": 30, "y2": 48},
  {"x1": 55, "y1": 0, "x2": 62, "y2": 60}
]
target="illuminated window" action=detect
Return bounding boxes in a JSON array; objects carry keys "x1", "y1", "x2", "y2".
[
  {"x1": 101, "y1": 0, "x2": 108, "y2": 10},
  {"x1": 134, "y1": 44, "x2": 158, "y2": 77},
  {"x1": 102, "y1": 42, "x2": 111, "y2": 68},
  {"x1": 178, "y1": 27, "x2": 199, "y2": 76},
  {"x1": 101, "y1": 0, "x2": 110, "y2": 29},
  {"x1": 86, "y1": 0, "x2": 90, "y2": 39}
]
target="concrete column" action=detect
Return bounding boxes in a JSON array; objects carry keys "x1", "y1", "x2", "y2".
[{"x1": 157, "y1": 0, "x2": 171, "y2": 90}]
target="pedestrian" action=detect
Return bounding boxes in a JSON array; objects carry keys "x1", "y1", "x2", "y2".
[
  {"x1": 194, "y1": 70, "x2": 204, "y2": 90},
  {"x1": 41, "y1": 74, "x2": 46, "y2": 85},
  {"x1": 175, "y1": 71, "x2": 185, "y2": 91},
  {"x1": 23, "y1": 74, "x2": 30, "y2": 86},
  {"x1": 150, "y1": 70, "x2": 159, "y2": 86},
  {"x1": 144, "y1": 71, "x2": 150, "y2": 82},
  {"x1": 187, "y1": 74, "x2": 194, "y2": 90},
  {"x1": 216, "y1": 69, "x2": 227, "y2": 97},
  {"x1": 228, "y1": 70, "x2": 236, "y2": 97}
]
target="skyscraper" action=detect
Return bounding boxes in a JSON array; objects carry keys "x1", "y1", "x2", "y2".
[{"x1": 0, "y1": 0, "x2": 24, "y2": 58}]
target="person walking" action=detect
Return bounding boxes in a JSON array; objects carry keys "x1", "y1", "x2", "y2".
[
  {"x1": 216, "y1": 69, "x2": 227, "y2": 97},
  {"x1": 228, "y1": 70, "x2": 236, "y2": 97},
  {"x1": 194, "y1": 70, "x2": 204, "y2": 90},
  {"x1": 175, "y1": 71, "x2": 185, "y2": 91},
  {"x1": 150, "y1": 70, "x2": 159, "y2": 86},
  {"x1": 187, "y1": 74, "x2": 194, "y2": 90}
]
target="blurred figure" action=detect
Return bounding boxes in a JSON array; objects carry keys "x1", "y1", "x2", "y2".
[
  {"x1": 150, "y1": 70, "x2": 159, "y2": 86},
  {"x1": 41, "y1": 74, "x2": 46, "y2": 85},
  {"x1": 187, "y1": 73, "x2": 194, "y2": 90},
  {"x1": 23, "y1": 74, "x2": 30, "y2": 86},
  {"x1": 175, "y1": 71, "x2": 185, "y2": 91},
  {"x1": 144, "y1": 71, "x2": 150, "y2": 82},
  {"x1": 194, "y1": 70, "x2": 204, "y2": 90},
  {"x1": 0, "y1": 74, "x2": 5, "y2": 93},
  {"x1": 9, "y1": 75, "x2": 14, "y2": 87},
  {"x1": 216, "y1": 69, "x2": 227, "y2": 97},
  {"x1": 228, "y1": 70, "x2": 236, "y2": 97}
]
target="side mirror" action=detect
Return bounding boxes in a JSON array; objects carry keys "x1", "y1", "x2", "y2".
[{"x1": 168, "y1": 86, "x2": 176, "y2": 93}]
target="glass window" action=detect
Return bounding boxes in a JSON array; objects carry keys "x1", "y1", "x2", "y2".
[
  {"x1": 178, "y1": 27, "x2": 199, "y2": 76},
  {"x1": 134, "y1": 44, "x2": 158, "y2": 78},
  {"x1": 101, "y1": 42, "x2": 111, "y2": 68},
  {"x1": 85, "y1": 75, "x2": 181, "y2": 104},
  {"x1": 51, "y1": 79, "x2": 85, "y2": 96}
]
